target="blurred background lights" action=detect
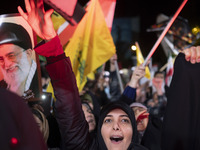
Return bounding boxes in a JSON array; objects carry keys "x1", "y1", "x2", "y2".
[
  {"x1": 119, "y1": 68, "x2": 129, "y2": 75},
  {"x1": 41, "y1": 94, "x2": 46, "y2": 100},
  {"x1": 192, "y1": 26, "x2": 200, "y2": 35},
  {"x1": 131, "y1": 45, "x2": 137, "y2": 51},
  {"x1": 119, "y1": 69, "x2": 124, "y2": 74},
  {"x1": 103, "y1": 71, "x2": 110, "y2": 77},
  {"x1": 10, "y1": 137, "x2": 18, "y2": 146}
]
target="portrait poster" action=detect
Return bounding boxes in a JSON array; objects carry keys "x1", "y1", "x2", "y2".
[{"x1": 0, "y1": 13, "x2": 42, "y2": 100}]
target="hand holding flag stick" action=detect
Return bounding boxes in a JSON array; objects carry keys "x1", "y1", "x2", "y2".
[{"x1": 143, "y1": 0, "x2": 188, "y2": 66}]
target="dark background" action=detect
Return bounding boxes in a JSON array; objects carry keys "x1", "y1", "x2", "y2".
[
  {"x1": 109, "y1": 0, "x2": 200, "y2": 68},
  {"x1": 1, "y1": 0, "x2": 199, "y2": 68}
]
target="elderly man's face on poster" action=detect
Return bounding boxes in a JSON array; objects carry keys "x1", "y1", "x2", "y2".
[
  {"x1": 0, "y1": 14, "x2": 41, "y2": 99},
  {"x1": 0, "y1": 44, "x2": 32, "y2": 93}
]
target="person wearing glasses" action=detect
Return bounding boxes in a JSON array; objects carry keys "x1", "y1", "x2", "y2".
[{"x1": 0, "y1": 22, "x2": 39, "y2": 97}]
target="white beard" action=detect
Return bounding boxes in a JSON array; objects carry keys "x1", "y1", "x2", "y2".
[{"x1": 1, "y1": 52, "x2": 31, "y2": 94}]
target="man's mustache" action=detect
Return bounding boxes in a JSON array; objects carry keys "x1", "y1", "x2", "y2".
[{"x1": 5, "y1": 65, "x2": 20, "y2": 73}]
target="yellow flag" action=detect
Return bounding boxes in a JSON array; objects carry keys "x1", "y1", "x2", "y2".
[
  {"x1": 64, "y1": 0, "x2": 116, "y2": 91},
  {"x1": 135, "y1": 42, "x2": 151, "y2": 79},
  {"x1": 51, "y1": 11, "x2": 66, "y2": 32}
]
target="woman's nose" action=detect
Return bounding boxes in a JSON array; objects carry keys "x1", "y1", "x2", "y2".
[{"x1": 113, "y1": 122, "x2": 120, "y2": 131}]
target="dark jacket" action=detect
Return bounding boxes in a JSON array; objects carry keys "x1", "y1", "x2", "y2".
[
  {"x1": 45, "y1": 54, "x2": 90, "y2": 150},
  {"x1": 37, "y1": 36, "x2": 148, "y2": 150},
  {"x1": 0, "y1": 88, "x2": 47, "y2": 150},
  {"x1": 141, "y1": 116, "x2": 162, "y2": 150}
]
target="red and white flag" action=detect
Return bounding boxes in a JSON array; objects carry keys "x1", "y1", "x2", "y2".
[{"x1": 165, "y1": 55, "x2": 174, "y2": 86}]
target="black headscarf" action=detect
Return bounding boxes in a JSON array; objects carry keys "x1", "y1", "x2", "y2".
[
  {"x1": 0, "y1": 22, "x2": 32, "y2": 50},
  {"x1": 96, "y1": 101, "x2": 138, "y2": 150},
  {"x1": 0, "y1": 88, "x2": 47, "y2": 150}
]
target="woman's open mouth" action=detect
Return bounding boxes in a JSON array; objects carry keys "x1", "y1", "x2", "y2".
[{"x1": 110, "y1": 135, "x2": 124, "y2": 143}]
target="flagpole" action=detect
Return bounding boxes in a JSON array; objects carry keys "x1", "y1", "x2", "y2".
[
  {"x1": 114, "y1": 61, "x2": 124, "y2": 94},
  {"x1": 143, "y1": 0, "x2": 188, "y2": 66},
  {"x1": 159, "y1": 62, "x2": 169, "y2": 72}
]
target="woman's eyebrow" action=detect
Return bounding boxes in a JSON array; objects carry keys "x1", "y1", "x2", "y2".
[
  {"x1": 119, "y1": 115, "x2": 129, "y2": 118},
  {"x1": 105, "y1": 114, "x2": 129, "y2": 118},
  {"x1": 105, "y1": 115, "x2": 113, "y2": 117}
]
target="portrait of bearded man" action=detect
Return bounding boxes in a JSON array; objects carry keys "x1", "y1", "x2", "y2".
[{"x1": 0, "y1": 20, "x2": 40, "y2": 99}]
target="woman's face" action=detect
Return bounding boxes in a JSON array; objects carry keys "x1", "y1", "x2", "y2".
[
  {"x1": 82, "y1": 104, "x2": 96, "y2": 132},
  {"x1": 132, "y1": 106, "x2": 149, "y2": 132},
  {"x1": 101, "y1": 108, "x2": 133, "y2": 150}
]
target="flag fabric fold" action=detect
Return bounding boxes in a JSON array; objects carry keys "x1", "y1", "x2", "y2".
[
  {"x1": 99, "y1": 0, "x2": 116, "y2": 31},
  {"x1": 64, "y1": 0, "x2": 116, "y2": 91},
  {"x1": 57, "y1": 0, "x2": 116, "y2": 47}
]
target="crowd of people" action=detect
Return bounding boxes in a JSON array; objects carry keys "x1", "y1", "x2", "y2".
[{"x1": 1, "y1": 0, "x2": 200, "y2": 150}]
